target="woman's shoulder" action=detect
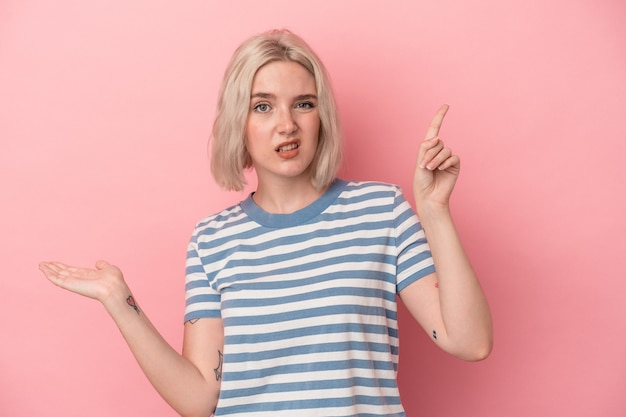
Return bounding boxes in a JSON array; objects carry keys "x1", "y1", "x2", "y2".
[
  {"x1": 191, "y1": 201, "x2": 249, "y2": 237},
  {"x1": 330, "y1": 180, "x2": 408, "y2": 211},
  {"x1": 341, "y1": 179, "x2": 403, "y2": 195}
]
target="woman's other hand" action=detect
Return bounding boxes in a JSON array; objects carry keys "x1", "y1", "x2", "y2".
[
  {"x1": 39, "y1": 260, "x2": 126, "y2": 303},
  {"x1": 413, "y1": 104, "x2": 460, "y2": 210}
]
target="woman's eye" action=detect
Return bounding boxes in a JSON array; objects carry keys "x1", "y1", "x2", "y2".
[
  {"x1": 296, "y1": 102, "x2": 315, "y2": 109},
  {"x1": 253, "y1": 103, "x2": 271, "y2": 112}
]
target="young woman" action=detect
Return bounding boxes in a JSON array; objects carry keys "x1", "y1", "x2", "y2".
[{"x1": 39, "y1": 29, "x2": 492, "y2": 417}]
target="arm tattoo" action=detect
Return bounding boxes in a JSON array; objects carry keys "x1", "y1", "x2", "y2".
[
  {"x1": 432, "y1": 329, "x2": 438, "y2": 340},
  {"x1": 186, "y1": 318, "x2": 200, "y2": 324},
  {"x1": 126, "y1": 295, "x2": 140, "y2": 315},
  {"x1": 214, "y1": 350, "x2": 223, "y2": 381}
]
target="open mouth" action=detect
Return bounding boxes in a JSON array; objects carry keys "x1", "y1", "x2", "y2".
[{"x1": 276, "y1": 142, "x2": 299, "y2": 152}]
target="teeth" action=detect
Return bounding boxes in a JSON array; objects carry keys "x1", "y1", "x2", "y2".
[{"x1": 277, "y1": 143, "x2": 298, "y2": 152}]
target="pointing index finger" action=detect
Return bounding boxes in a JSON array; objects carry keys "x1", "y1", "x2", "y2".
[{"x1": 425, "y1": 104, "x2": 450, "y2": 140}]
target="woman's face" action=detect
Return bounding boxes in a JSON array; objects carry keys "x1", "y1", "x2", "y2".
[{"x1": 245, "y1": 60, "x2": 320, "y2": 185}]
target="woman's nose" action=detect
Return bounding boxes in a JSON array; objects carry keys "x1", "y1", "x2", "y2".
[{"x1": 278, "y1": 109, "x2": 298, "y2": 134}]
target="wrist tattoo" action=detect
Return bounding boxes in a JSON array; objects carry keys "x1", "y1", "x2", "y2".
[
  {"x1": 214, "y1": 350, "x2": 223, "y2": 381},
  {"x1": 126, "y1": 295, "x2": 140, "y2": 315}
]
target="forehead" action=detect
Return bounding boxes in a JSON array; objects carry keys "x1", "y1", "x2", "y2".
[{"x1": 251, "y1": 61, "x2": 316, "y2": 94}]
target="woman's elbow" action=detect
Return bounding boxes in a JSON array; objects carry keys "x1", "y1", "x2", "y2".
[
  {"x1": 446, "y1": 330, "x2": 493, "y2": 361},
  {"x1": 457, "y1": 334, "x2": 493, "y2": 362},
  {"x1": 464, "y1": 341, "x2": 493, "y2": 362}
]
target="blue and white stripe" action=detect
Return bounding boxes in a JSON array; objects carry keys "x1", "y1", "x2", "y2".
[{"x1": 185, "y1": 179, "x2": 434, "y2": 416}]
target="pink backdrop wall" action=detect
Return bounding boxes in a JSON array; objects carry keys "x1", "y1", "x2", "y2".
[{"x1": 2, "y1": 0, "x2": 625, "y2": 416}]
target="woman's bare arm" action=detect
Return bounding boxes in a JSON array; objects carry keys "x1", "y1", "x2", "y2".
[
  {"x1": 39, "y1": 260, "x2": 223, "y2": 417},
  {"x1": 400, "y1": 105, "x2": 493, "y2": 361}
]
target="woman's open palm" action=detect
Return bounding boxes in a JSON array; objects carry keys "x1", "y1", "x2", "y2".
[{"x1": 39, "y1": 260, "x2": 124, "y2": 302}]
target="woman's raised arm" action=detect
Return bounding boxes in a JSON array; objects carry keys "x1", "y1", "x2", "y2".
[{"x1": 399, "y1": 105, "x2": 493, "y2": 361}]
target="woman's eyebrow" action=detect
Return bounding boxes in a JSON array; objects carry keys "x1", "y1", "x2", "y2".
[
  {"x1": 250, "y1": 92, "x2": 274, "y2": 99},
  {"x1": 295, "y1": 94, "x2": 318, "y2": 100},
  {"x1": 250, "y1": 92, "x2": 318, "y2": 100}
]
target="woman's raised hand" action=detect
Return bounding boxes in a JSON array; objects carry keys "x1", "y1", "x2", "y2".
[
  {"x1": 39, "y1": 260, "x2": 126, "y2": 302},
  {"x1": 413, "y1": 104, "x2": 460, "y2": 210}
]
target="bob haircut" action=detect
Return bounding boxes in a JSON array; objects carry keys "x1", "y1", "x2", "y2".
[{"x1": 210, "y1": 29, "x2": 342, "y2": 191}]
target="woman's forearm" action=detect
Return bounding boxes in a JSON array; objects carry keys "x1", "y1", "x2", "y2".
[
  {"x1": 101, "y1": 286, "x2": 219, "y2": 417},
  {"x1": 417, "y1": 203, "x2": 493, "y2": 360}
]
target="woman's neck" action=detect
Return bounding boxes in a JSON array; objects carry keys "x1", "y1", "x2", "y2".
[{"x1": 252, "y1": 176, "x2": 328, "y2": 214}]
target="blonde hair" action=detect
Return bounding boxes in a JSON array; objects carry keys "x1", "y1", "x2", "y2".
[{"x1": 210, "y1": 29, "x2": 342, "y2": 191}]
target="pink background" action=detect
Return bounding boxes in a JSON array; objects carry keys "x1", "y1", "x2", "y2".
[{"x1": 2, "y1": 0, "x2": 625, "y2": 416}]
